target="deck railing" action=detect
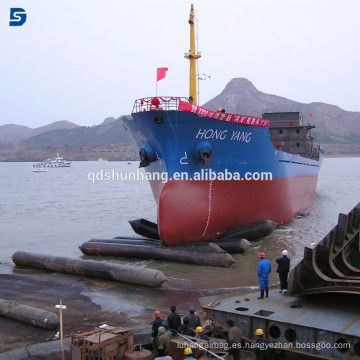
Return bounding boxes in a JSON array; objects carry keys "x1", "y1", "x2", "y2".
[{"x1": 132, "y1": 96, "x2": 189, "y2": 113}]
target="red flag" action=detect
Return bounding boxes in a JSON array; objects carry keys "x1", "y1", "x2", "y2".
[{"x1": 157, "y1": 67, "x2": 168, "y2": 81}]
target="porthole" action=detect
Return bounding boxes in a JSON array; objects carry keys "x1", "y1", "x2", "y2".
[
  {"x1": 335, "y1": 338, "x2": 349, "y2": 353},
  {"x1": 269, "y1": 325, "x2": 281, "y2": 339},
  {"x1": 353, "y1": 342, "x2": 360, "y2": 356},
  {"x1": 154, "y1": 116, "x2": 163, "y2": 124},
  {"x1": 285, "y1": 328, "x2": 297, "y2": 342}
]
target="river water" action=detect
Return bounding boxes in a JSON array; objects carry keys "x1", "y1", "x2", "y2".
[{"x1": 0, "y1": 158, "x2": 359, "y2": 307}]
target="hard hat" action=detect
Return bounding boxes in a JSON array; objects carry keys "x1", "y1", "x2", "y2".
[
  {"x1": 260, "y1": 252, "x2": 266, "y2": 258},
  {"x1": 158, "y1": 326, "x2": 165, "y2": 334},
  {"x1": 189, "y1": 306, "x2": 195, "y2": 312},
  {"x1": 184, "y1": 347, "x2": 193, "y2": 355},
  {"x1": 195, "y1": 326, "x2": 203, "y2": 333},
  {"x1": 282, "y1": 250, "x2": 288, "y2": 256},
  {"x1": 255, "y1": 329, "x2": 264, "y2": 336},
  {"x1": 154, "y1": 311, "x2": 160, "y2": 317}
]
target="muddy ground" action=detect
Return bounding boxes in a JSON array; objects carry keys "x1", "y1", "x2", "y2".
[
  {"x1": 0, "y1": 268, "x2": 328, "y2": 360},
  {"x1": 0, "y1": 267, "x2": 204, "y2": 353}
]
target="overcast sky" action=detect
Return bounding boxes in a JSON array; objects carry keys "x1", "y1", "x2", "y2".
[{"x1": 1, "y1": 0, "x2": 359, "y2": 128}]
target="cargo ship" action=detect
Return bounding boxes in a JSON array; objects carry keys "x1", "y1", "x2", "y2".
[{"x1": 122, "y1": 5, "x2": 323, "y2": 246}]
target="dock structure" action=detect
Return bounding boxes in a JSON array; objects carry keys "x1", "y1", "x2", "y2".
[
  {"x1": 200, "y1": 291, "x2": 360, "y2": 359},
  {"x1": 288, "y1": 202, "x2": 360, "y2": 295},
  {"x1": 200, "y1": 202, "x2": 360, "y2": 359}
]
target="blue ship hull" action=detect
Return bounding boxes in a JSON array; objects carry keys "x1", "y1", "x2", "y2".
[{"x1": 123, "y1": 99, "x2": 323, "y2": 245}]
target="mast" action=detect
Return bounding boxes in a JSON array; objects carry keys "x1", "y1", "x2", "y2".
[{"x1": 184, "y1": 4, "x2": 201, "y2": 105}]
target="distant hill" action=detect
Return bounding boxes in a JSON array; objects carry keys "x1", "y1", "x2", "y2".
[
  {"x1": 0, "y1": 116, "x2": 135, "y2": 161},
  {"x1": 0, "y1": 120, "x2": 79, "y2": 143},
  {"x1": 1, "y1": 78, "x2": 359, "y2": 161},
  {"x1": 100, "y1": 117, "x2": 118, "y2": 126},
  {"x1": 23, "y1": 117, "x2": 131, "y2": 150},
  {"x1": 203, "y1": 78, "x2": 360, "y2": 155},
  {"x1": 30, "y1": 120, "x2": 79, "y2": 137},
  {"x1": 0, "y1": 124, "x2": 32, "y2": 143}
]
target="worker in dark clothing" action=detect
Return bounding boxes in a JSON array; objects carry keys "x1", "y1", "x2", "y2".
[
  {"x1": 184, "y1": 306, "x2": 201, "y2": 329},
  {"x1": 195, "y1": 326, "x2": 210, "y2": 341},
  {"x1": 276, "y1": 250, "x2": 290, "y2": 294},
  {"x1": 167, "y1": 305, "x2": 181, "y2": 335},
  {"x1": 152, "y1": 311, "x2": 164, "y2": 348},
  {"x1": 227, "y1": 319, "x2": 242, "y2": 360},
  {"x1": 257, "y1": 252, "x2": 272, "y2": 299},
  {"x1": 255, "y1": 329, "x2": 270, "y2": 360},
  {"x1": 177, "y1": 317, "x2": 196, "y2": 337}
]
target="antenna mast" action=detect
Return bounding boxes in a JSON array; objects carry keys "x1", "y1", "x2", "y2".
[{"x1": 184, "y1": 4, "x2": 201, "y2": 105}]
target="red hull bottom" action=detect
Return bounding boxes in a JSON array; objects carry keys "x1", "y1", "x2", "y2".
[{"x1": 157, "y1": 177, "x2": 318, "y2": 245}]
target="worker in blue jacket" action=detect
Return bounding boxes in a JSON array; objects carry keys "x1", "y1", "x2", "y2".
[{"x1": 257, "y1": 252, "x2": 272, "y2": 299}]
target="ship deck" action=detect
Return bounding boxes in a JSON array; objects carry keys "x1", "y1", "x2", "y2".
[{"x1": 199, "y1": 290, "x2": 360, "y2": 359}]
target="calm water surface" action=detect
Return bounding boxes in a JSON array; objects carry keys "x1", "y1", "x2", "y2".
[{"x1": 1, "y1": 158, "x2": 359, "y2": 294}]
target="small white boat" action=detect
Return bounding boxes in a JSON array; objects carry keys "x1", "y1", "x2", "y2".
[
  {"x1": 33, "y1": 153, "x2": 71, "y2": 168},
  {"x1": 33, "y1": 168, "x2": 48, "y2": 173}
]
